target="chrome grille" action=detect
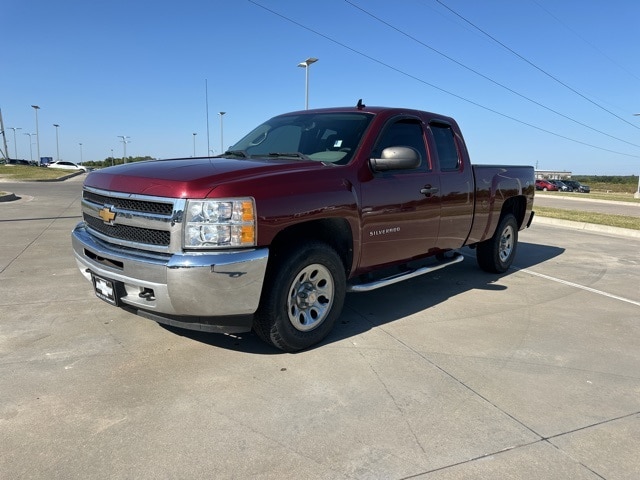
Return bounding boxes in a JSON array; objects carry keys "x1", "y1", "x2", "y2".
[
  {"x1": 81, "y1": 186, "x2": 184, "y2": 254},
  {"x1": 83, "y1": 190, "x2": 174, "y2": 215},
  {"x1": 84, "y1": 214, "x2": 170, "y2": 246}
]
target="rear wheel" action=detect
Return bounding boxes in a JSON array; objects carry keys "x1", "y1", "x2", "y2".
[
  {"x1": 254, "y1": 242, "x2": 346, "y2": 352},
  {"x1": 476, "y1": 213, "x2": 518, "y2": 273}
]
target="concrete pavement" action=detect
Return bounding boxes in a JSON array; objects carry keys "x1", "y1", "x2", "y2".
[{"x1": 1, "y1": 179, "x2": 639, "y2": 479}]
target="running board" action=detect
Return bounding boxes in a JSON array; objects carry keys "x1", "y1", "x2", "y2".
[{"x1": 346, "y1": 253, "x2": 464, "y2": 293}]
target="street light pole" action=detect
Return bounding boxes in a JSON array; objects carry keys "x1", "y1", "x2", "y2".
[
  {"x1": 24, "y1": 133, "x2": 36, "y2": 162},
  {"x1": 634, "y1": 114, "x2": 640, "y2": 199},
  {"x1": 9, "y1": 127, "x2": 22, "y2": 159},
  {"x1": 297, "y1": 57, "x2": 318, "y2": 109},
  {"x1": 219, "y1": 112, "x2": 226, "y2": 154},
  {"x1": 31, "y1": 105, "x2": 40, "y2": 165},
  {"x1": 205, "y1": 79, "x2": 210, "y2": 158},
  {"x1": 53, "y1": 124, "x2": 60, "y2": 161},
  {"x1": 118, "y1": 135, "x2": 129, "y2": 163},
  {"x1": 193, "y1": 132, "x2": 197, "y2": 157},
  {"x1": 78, "y1": 143, "x2": 83, "y2": 164}
]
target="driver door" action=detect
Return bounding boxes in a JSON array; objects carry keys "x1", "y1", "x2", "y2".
[{"x1": 358, "y1": 118, "x2": 441, "y2": 270}]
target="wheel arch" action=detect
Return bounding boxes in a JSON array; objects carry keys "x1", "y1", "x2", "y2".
[
  {"x1": 500, "y1": 195, "x2": 527, "y2": 229},
  {"x1": 266, "y1": 218, "x2": 353, "y2": 276}
]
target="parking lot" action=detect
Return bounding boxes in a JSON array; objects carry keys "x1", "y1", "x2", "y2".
[{"x1": 1, "y1": 177, "x2": 639, "y2": 479}]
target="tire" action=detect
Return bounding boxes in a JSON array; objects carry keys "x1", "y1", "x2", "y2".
[
  {"x1": 476, "y1": 213, "x2": 518, "y2": 273},
  {"x1": 254, "y1": 242, "x2": 346, "y2": 352}
]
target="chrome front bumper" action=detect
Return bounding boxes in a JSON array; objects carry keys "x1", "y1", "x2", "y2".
[{"x1": 72, "y1": 223, "x2": 269, "y2": 322}]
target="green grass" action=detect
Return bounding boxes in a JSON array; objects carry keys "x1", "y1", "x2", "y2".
[
  {"x1": 535, "y1": 206, "x2": 640, "y2": 230},
  {"x1": 537, "y1": 190, "x2": 640, "y2": 203},
  {"x1": 584, "y1": 182, "x2": 635, "y2": 194},
  {"x1": 0, "y1": 164, "x2": 79, "y2": 181},
  {"x1": 1, "y1": 165, "x2": 82, "y2": 196}
]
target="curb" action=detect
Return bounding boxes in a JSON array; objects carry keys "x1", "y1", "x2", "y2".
[
  {"x1": 534, "y1": 216, "x2": 640, "y2": 239},
  {"x1": 0, "y1": 172, "x2": 84, "y2": 202},
  {"x1": 0, "y1": 192, "x2": 19, "y2": 202},
  {"x1": 35, "y1": 171, "x2": 84, "y2": 182}
]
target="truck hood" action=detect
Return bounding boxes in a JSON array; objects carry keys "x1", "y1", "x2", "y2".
[{"x1": 84, "y1": 157, "x2": 330, "y2": 198}]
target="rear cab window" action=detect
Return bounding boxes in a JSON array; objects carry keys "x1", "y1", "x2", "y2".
[{"x1": 429, "y1": 123, "x2": 461, "y2": 171}]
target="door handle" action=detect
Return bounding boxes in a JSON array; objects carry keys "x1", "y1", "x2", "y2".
[{"x1": 420, "y1": 185, "x2": 439, "y2": 196}]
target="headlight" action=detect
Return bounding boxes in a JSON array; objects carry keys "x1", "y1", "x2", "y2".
[{"x1": 184, "y1": 198, "x2": 256, "y2": 249}]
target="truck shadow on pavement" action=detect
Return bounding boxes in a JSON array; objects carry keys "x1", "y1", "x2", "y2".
[{"x1": 164, "y1": 242, "x2": 564, "y2": 354}]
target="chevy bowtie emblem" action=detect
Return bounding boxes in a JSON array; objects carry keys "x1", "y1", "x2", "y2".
[{"x1": 98, "y1": 206, "x2": 117, "y2": 224}]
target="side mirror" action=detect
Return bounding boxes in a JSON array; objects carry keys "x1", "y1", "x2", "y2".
[{"x1": 370, "y1": 146, "x2": 421, "y2": 171}]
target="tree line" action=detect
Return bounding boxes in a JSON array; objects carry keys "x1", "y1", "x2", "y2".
[
  {"x1": 572, "y1": 175, "x2": 638, "y2": 185},
  {"x1": 82, "y1": 156, "x2": 155, "y2": 168}
]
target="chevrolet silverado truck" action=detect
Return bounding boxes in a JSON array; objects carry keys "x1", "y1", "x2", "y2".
[{"x1": 72, "y1": 103, "x2": 535, "y2": 351}]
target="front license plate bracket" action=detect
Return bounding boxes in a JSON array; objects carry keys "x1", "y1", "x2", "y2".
[{"x1": 91, "y1": 273, "x2": 125, "y2": 306}]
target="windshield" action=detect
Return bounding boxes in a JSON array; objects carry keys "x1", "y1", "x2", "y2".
[{"x1": 228, "y1": 112, "x2": 373, "y2": 165}]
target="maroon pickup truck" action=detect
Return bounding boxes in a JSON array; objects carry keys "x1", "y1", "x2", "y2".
[{"x1": 72, "y1": 103, "x2": 535, "y2": 351}]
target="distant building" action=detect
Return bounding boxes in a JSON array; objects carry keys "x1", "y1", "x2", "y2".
[{"x1": 535, "y1": 170, "x2": 572, "y2": 180}]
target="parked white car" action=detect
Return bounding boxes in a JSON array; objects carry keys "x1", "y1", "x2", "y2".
[{"x1": 46, "y1": 161, "x2": 87, "y2": 172}]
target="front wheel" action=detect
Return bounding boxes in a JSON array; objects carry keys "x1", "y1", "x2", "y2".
[
  {"x1": 254, "y1": 242, "x2": 346, "y2": 352},
  {"x1": 476, "y1": 213, "x2": 518, "y2": 273}
]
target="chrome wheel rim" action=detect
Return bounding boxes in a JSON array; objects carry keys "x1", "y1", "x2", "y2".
[
  {"x1": 498, "y1": 224, "x2": 515, "y2": 263},
  {"x1": 287, "y1": 264, "x2": 334, "y2": 332}
]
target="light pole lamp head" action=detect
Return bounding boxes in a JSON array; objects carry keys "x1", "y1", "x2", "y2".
[{"x1": 298, "y1": 57, "x2": 318, "y2": 68}]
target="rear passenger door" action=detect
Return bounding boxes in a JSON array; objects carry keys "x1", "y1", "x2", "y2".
[
  {"x1": 428, "y1": 122, "x2": 474, "y2": 249},
  {"x1": 359, "y1": 117, "x2": 441, "y2": 270}
]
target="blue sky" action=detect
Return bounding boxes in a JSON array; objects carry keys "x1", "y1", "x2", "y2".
[{"x1": 2, "y1": 0, "x2": 639, "y2": 175}]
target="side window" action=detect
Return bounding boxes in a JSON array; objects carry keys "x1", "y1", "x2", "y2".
[
  {"x1": 430, "y1": 124, "x2": 460, "y2": 171},
  {"x1": 372, "y1": 119, "x2": 429, "y2": 170}
]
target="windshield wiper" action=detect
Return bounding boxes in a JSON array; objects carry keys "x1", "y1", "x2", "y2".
[
  {"x1": 267, "y1": 152, "x2": 310, "y2": 160},
  {"x1": 222, "y1": 150, "x2": 249, "y2": 158}
]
